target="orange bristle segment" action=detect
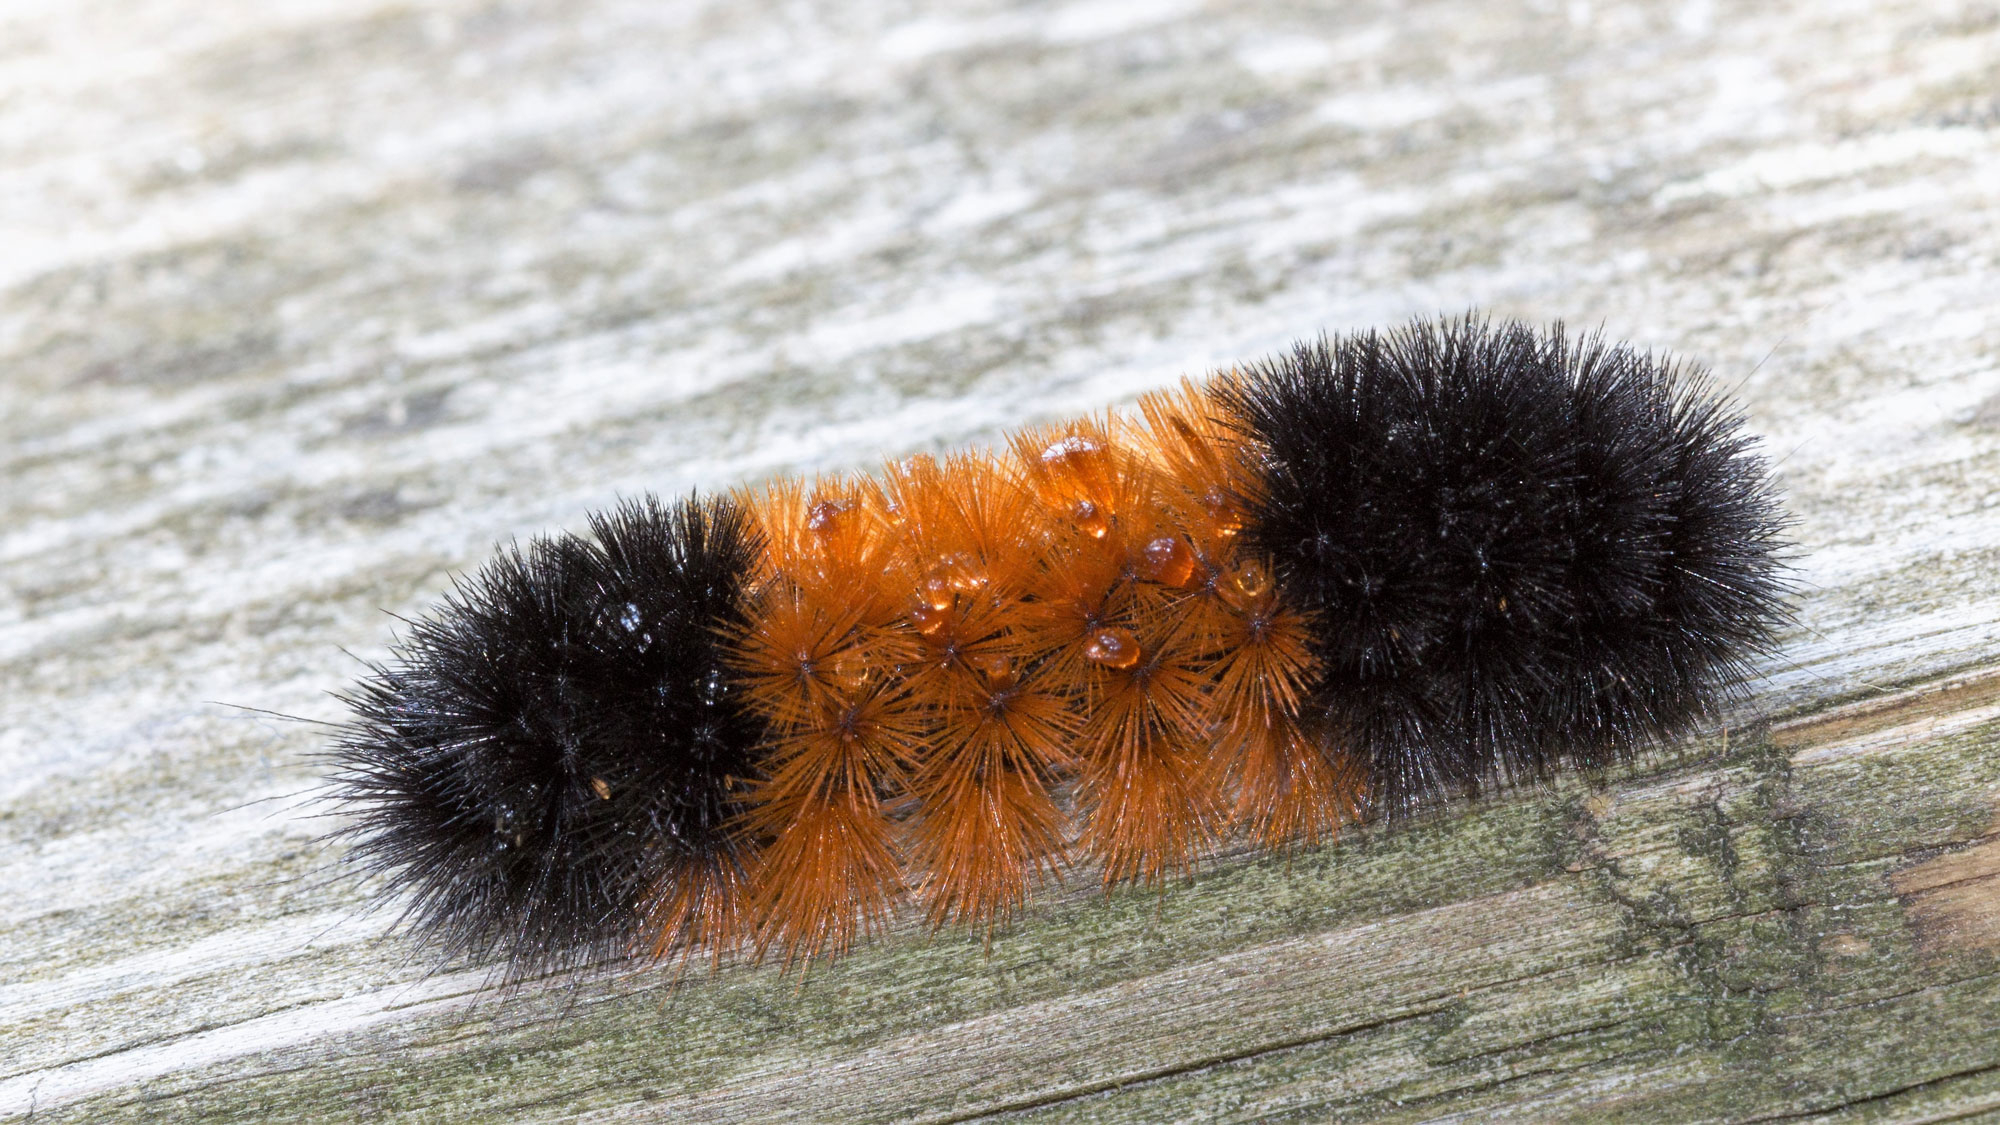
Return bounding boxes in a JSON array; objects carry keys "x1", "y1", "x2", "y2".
[
  {"x1": 745, "y1": 719, "x2": 919, "y2": 963},
  {"x1": 881, "y1": 454, "x2": 1077, "y2": 930},
  {"x1": 1221, "y1": 721, "x2": 1364, "y2": 851},
  {"x1": 1069, "y1": 585, "x2": 1221, "y2": 884},
  {"x1": 1008, "y1": 418, "x2": 1160, "y2": 685},
  {"x1": 730, "y1": 478, "x2": 924, "y2": 962},
  {"x1": 1132, "y1": 379, "x2": 1257, "y2": 562},
  {"x1": 642, "y1": 855, "x2": 753, "y2": 966},
  {"x1": 1203, "y1": 574, "x2": 1358, "y2": 849},
  {"x1": 710, "y1": 390, "x2": 1357, "y2": 963},
  {"x1": 905, "y1": 677, "x2": 1075, "y2": 928},
  {"x1": 1009, "y1": 419, "x2": 1228, "y2": 884},
  {"x1": 1127, "y1": 386, "x2": 1359, "y2": 850}
]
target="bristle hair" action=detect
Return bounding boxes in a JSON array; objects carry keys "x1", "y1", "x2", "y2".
[
  {"x1": 1220, "y1": 317, "x2": 1789, "y2": 813},
  {"x1": 880, "y1": 454, "x2": 1077, "y2": 930},
  {"x1": 329, "y1": 494, "x2": 763, "y2": 978},
  {"x1": 731, "y1": 478, "x2": 924, "y2": 962}
]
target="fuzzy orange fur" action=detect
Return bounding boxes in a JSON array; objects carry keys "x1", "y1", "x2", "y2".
[
  {"x1": 727, "y1": 479, "x2": 923, "y2": 962},
  {"x1": 672, "y1": 385, "x2": 1360, "y2": 964}
]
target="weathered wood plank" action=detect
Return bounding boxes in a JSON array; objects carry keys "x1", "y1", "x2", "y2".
[{"x1": 4, "y1": 0, "x2": 1998, "y2": 1120}]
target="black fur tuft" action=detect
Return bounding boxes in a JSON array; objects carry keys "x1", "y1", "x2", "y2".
[
  {"x1": 329, "y1": 493, "x2": 763, "y2": 978},
  {"x1": 1222, "y1": 317, "x2": 1789, "y2": 813}
]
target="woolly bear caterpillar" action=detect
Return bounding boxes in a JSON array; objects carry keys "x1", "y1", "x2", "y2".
[{"x1": 329, "y1": 316, "x2": 1788, "y2": 980}]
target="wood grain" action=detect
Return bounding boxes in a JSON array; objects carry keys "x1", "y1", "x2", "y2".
[{"x1": 4, "y1": 0, "x2": 1998, "y2": 1120}]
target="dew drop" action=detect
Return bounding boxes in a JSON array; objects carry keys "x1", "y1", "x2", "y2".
[
  {"x1": 829, "y1": 649, "x2": 874, "y2": 690},
  {"x1": 1219, "y1": 558, "x2": 1272, "y2": 611},
  {"x1": 1040, "y1": 433, "x2": 1103, "y2": 466},
  {"x1": 699, "y1": 667, "x2": 726, "y2": 704},
  {"x1": 922, "y1": 575, "x2": 954, "y2": 613},
  {"x1": 940, "y1": 553, "x2": 987, "y2": 593},
  {"x1": 1041, "y1": 433, "x2": 1110, "y2": 498},
  {"x1": 970, "y1": 651, "x2": 1017, "y2": 688},
  {"x1": 1139, "y1": 536, "x2": 1195, "y2": 586},
  {"x1": 911, "y1": 601, "x2": 952, "y2": 636},
  {"x1": 807, "y1": 497, "x2": 852, "y2": 536},
  {"x1": 1084, "y1": 627, "x2": 1141, "y2": 669},
  {"x1": 1202, "y1": 492, "x2": 1244, "y2": 541},
  {"x1": 1072, "y1": 499, "x2": 1110, "y2": 539}
]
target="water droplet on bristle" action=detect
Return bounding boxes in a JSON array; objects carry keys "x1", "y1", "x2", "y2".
[
  {"x1": 911, "y1": 602, "x2": 952, "y2": 635},
  {"x1": 1040, "y1": 433, "x2": 1103, "y2": 466},
  {"x1": 971, "y1": 652, "x2": 1017, "y2": 688},
  {"x1": 1203, "y1": 487, "x2": 1243, "y2": 538},
  {"x1": 1220, "y1": 558, "x2": 1272, "y2": 611},
  {"x1": 1072, "y1": 499, "x2": 1110, "y2": 539},
  {"x1": 807, "y1": 497, "x2": 852, "y2": 536},
  {"x1": 923, "y1": 575, "x2": 954, "y2": 612},
  {"x1": 1084, "y1": 627, "x2": 1141, "y2": 669},
  {"x1": 940, "y1": 553, "x2": 988, "y2": 593},
  {"x1": 1139, "y1": 536, "x2": 1195, "y2": 586},
  {"x1": 829, "y1": 649, "x2": 873, "y2": 690}
]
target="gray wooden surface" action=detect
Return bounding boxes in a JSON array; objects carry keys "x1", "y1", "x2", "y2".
[{"x1": 4, "y1": 0, "x2": 1999, "y2": 1120}]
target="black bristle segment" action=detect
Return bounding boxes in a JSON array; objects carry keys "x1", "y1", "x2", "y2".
[
  {"x1": 1222, "y1": 317, "x2": 1788, "y2": 814},
  {"x1": 329, "y1": 493, "x2": 764, "y2": 978}
]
